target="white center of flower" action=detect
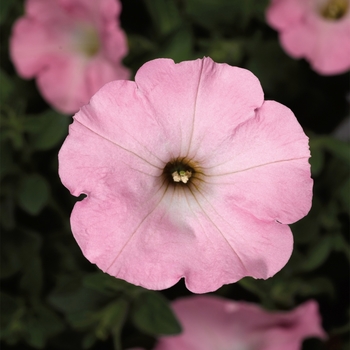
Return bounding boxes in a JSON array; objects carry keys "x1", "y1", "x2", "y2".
[
  {"x1": 74, "y1": 24, "x2": 100, "y2": 57},
  {"x1": 319, "y1": 0, "x2": 349, "y2": 20},
  {"x1": 172, "y1": 170, "x2": 192, "y2": 183}
]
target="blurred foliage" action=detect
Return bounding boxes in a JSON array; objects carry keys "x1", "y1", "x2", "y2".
[{"x1": 1, "y1": 0, "x2": 349, "y2": 349}]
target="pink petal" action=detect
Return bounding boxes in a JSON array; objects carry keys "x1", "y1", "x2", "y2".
[
  {"x1": 266, "y1": 0, "x2": 305, "y2": 30},
  {"x1": 134, "y1": 57, "x2": 264, "y2": 158},
  {"x1": 10, "y1": 17, "x2": 71, "y2": 78},
  {"x1": 280, "y1": 15, "x2": 350, "y2": 74},
  {"x1": 204, "y1": 100, "x2": 312, "y2": 224},
  {"x1": 10, "y1": 0, "x2": 129, "y2": 114},
  {"x1": 36, "y1": 55, "x2": 90, "y2": 114},
  {"x1": 36, "y1": 55, "x2": 130, "y2": 114},
  {"x1": 154, "y1": 296, "x2": 326, "y2": 350},
  {"x1": 266, "y1": 0, "x2": 350, "y2": 75},
  {"x1": 59, "y1": 58, "x2": 313, "y2": 292}
]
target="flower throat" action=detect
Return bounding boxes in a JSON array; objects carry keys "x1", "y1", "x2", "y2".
[
  {"x1": 320, "y1": 0, "x2": 348, "y2": 20},
  {"x1": 163, "y1": 159, "x2": 195, "y2": 185}
]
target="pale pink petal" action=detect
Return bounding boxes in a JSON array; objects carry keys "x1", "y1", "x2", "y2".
[
  {"x1": 59, "y1": 58, "x2": 312, "y2": 292},
  {"x1": 305, "y1": 17, "x2": 350, "y2": 74},
  {"x1": 266, "y1": 0, "x2": 305, "y2": 30},
  {"x1": 134, "y1": 58, "x2": 264, "y2": 158},
  {"x1": 36, "y1": 55, "x2": 90, "y2": 114},
  {"x1": 85, "y1": 56, "x2": 130, "y2": 98},
  {"x1": 26, "y1": 0, "x2": 70, "y2": 23},
  {"x1": 279, "y1": 22, "x2": 315, "y2": 58},
  {"x1": 266, "y1": 0, "x2": 350, "y2": 75},
  {"x1": 155, "y1": 296, "x2": 326, "y2": 350},
  {"x1": 10, "y1": 17, "x2": 71, "y2": 78},
  {"x1": 39, "y1": 55, "x2": 130, "y2": 113},
  {"x1": 181, "y1": 191, "x2": 293, "y2": 292},
  {"x1": 10, "y1": 0, "x2": 129, "y2": 114},
  {"x1": 280, "y1": 14, "x2": 350, "y2": 74},
  {"x1": 204, "y1": 100, "x2": 312, "y2": 224},
  {"x1": 60, "y1": 104, "x2": 293, "y2": 291}
]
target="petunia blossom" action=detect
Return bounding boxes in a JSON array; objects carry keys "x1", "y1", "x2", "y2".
[
  {"x1": 58, "y1": 57, "x2": 313, "y2": 293},
  {"x1": 266, "y1": 0, "x2": 350, "y2": 75},
  {"x1": 10, "y1": 0, "x2": 130, "y2": 114},
  {"x1": 154, "y1": 296, "x2": 327, "y2": 350}
]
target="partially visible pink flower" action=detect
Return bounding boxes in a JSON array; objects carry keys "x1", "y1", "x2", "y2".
[
  {"x1": 266, "y1": 0, "x2": 350, "y2": 75},
  {"x1": 58, "y1": 57, "x2": 312, "y2": 293},
  {"x1": 154, "y1": 296, "x2": 327, "y2": 350},
  {"x1": 10, "y1": 0, "x2": 130, "y2": 114}
]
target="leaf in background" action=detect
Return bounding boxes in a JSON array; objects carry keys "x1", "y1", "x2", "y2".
[
  {"x1": 155, "y1": 26, "x2": 194, "y2": 62},
  {"x1": 292, "y1": 197, "x2": 322, "y2": 244},
  {"x1": 185, "y1": 0, "x2": 268, "y2": 32},
  {"x1": 24, "y1": 300, "x2": 65, "y2": 349},
  {"x1": 297, "y1": 235, "x2": 333, "y2": 272},
  {"x1": 0, "y1": 293, "x2": 64, "y2": 349},
  {"x1": 296, "y1": 277, "x2": 335, "y2": 299},
  {"x1": 24, "y1": 110, "x2": 70, "y2": 151},
  {"x1": 309, "y1": 137, "x2": 325, "y2": 176},
  {"x1": 131, "y1": 291, "x2": 181, "y2": 336},
  {"x1": 143, "y1": 0, "x2": 181, "y2": 37},
  {"x1": 331, "y1": 232, "x2": 350, "y2": 262},
  {"x1": 95, "y1": 299, "x2": 128, "y2": 347},
  {"x1": 0, "y1": 69, "x2": 15, "y2": 103},
  {"x1": 0, "y1": 141, "x2": 17, "y2": 180},
  {"x1": 83, "y1": 272, "x2": 142, "y2": 297},
  {"x1": 0, "y1": 239, "x2": 21, "y2": 279},
  {"x1": 185, "y1": 0, "x2": 236, "y2": 31},
  {"x1": 18, "y1": 173, "x2": 50, "y2": 215},
  {"x1": 0, "y1": 292, "x2": 25, "y2": 345},
  {"x1": 337, "y1": 177, "x2": 350, "y2": 214},
  {"x1": 48, "y1": 274, "x2": 105, "y2": 317},
  {"x1": 321, "y1": 137, "x2": 350, "y2": 164},
  {"x1": 198, "y1": 38, "x2": 244, "y2": 65},
  {"x1": 17, "y1": 230, "x2": 43, "y2": 296},
  {"x1": 20, "y1": 255, "x2": 43, "y2": 297},
  {"x1": 246, "y1": 38, "x2": 302, "y2": 96}
]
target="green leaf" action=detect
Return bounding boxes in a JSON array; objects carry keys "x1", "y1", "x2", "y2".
[
  {"x1": 95, "y1": 299, "x2": 128, "y2": 343},
  {"x1": 24, "y1": 110, "x2": 70, "y2": 151},
  {"x1": 0, "y1": 240, "x2": 21, "y2": 279},
  {"x1": 0, "y1": 292, "x2": 25, "y2": 344},
  {"x1": 24, "y1": 300, "x2": 65, "y2": 349},
  {"x1": 337, "y1": 177, "x2": 350, "y2": 214},
  {"x1": 298, "y1": 235, "x2": 333, "y2": 272},
  {"x1": 246, "y1": 38, "x2": 301, "y2": 96},
  {"x1": 309, "y1": 140, "x2": 324, "y2": 176},
  {"x1": 155, "y1": 26, "x2": 194, "y2": 62},
  {"x1": 20, "y1": 256, "x2": 43, "y2": 296},
  {"x1": 321, "y1": 137, "x2": 350, "y2": 164},
  {"x1": 131, "y1": 291, "x2": 181, "y2": 336},
  {"x1": 198, "y1": 38, "x2": 244, "y2": 65},
  {"x1": 0, "y1": 141, "x2": 17, "y2": 180},
  {"x1": 185, "y1": 0, "x2": 268, "y2": 32},
  {"x1": 48, "y1": 275, "x2": 105, "y2": 316},
  {"x1": 18, "y1": 173, "x2": 50, "y2": 215},
  {"x1": 297, "y1": 277, "x2": 335, "y2": 299},
  {"x1": 83, "y1": 272, "x2": 142, "y2": 297},
  {"x1": 143, "y1": 0, "x2": 182, "y2": 37},
  {"x1": 0, "y1": 69, "x2": 15, "y2": 103}
]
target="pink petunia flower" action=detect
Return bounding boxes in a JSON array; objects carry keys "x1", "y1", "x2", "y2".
[
  {"x1": 266, "y1": 0, "x2": 350, "y2": 75},
  {"x1": 10, "y1": 0, "x2": 130, "y2": 114},
  {"x1": 58, "y1": 57, "x2": 313, "y2": 293},
  {"x1": 154, "y1": 296, "x2": 327, "y2": 350}
]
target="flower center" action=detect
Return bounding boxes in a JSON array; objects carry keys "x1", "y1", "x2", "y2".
[
  {"x1": 319, "y1": 0, "x2": 349, "y2": 20},
  {"x1": 163, "y1": 159, "x2": 196, "y2": 186},
  {"x1": 75, "y1": 24, "x2": 100, "y2": 57}
]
